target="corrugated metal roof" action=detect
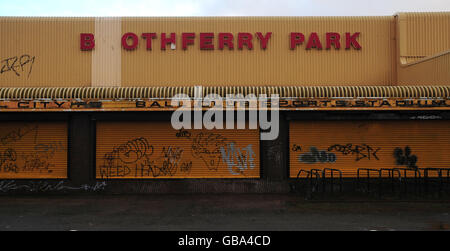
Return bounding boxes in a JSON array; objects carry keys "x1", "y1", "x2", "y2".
[{"x1": 0, "y1": 86, "x2": 449, "y2": 99}]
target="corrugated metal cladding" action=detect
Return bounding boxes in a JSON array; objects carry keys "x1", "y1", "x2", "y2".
[
  {"x1": 397, "y1": 12, "x2": 450, "y2": 60},
  {"x1": 0, "y1": 17, "x2": 94, "y2": 87},
  {"x1": 396, "y1": 12, "x2": 450, "y2": 85},
  {"x1": 120, "y1": 16, "x2": 395, "y2": 86},
  {"x1": 96, "y1": 122, "x2": 260, "y2": 179},
  {"x1": 0, "y1": 122, "x2": 68, "y2": 179},
  {"x1": 0, "y1": 16, "x2": 396, "y2": 87},
  {"x1": 397, "y1": 50, "x2": 450, "y2": 85},
  {"x1": 289, "y1": 120, "x2": 450, "y2": 178}
]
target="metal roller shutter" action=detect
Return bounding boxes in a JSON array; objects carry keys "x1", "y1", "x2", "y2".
[
  {"x1": 0, "y1": 122, "x2": 68, "y2": 179},
  {"x1": 290, "y1": 120, "x2": 450, "y2": 178},
  {"x1": 96, "y1": 121, "x2": 260, "y2": 179}
]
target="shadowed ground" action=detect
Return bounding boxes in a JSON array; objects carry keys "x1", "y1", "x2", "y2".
[{"x1": 0, "y1": 194, "x2": 448, "y2": 231}]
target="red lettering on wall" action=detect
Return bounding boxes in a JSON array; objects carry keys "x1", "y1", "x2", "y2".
[
  {"x1": 161, "y1": 33, "x2": 176, "y2": 50},
  {"x1": 122, "y1": 32, "x2": 139, "y2": 50},
  {"x1": 326, "y1": 32, "x2": 341, "y2": 49},
  {"x1": 306, "y1": 32, "x2": 322, "y2": 50},
  {"x1": 80, "y1": 33, "x2": 95, "y2": 50},
  {"x1": 200, "y1": 33, "x2": 214, "y2": 50},
  {"x1": 346, "y1": 32, "x2": 361, "y2": 49},
  {"x1": 256, "y1": 32, "x2": 272, "y2": 49},
  {"x1": 142, "y1": 33, "x2": 157, "y2": 50},
  {"x1": 218, "y1": 33, "x2": 234, "y2": 50},
  {"x1": 82, "y1": 31, "x2": 361, "y2": 52},
  {"x1": 182, "y1": 33, "x2": 195, "y2": 50},
  {"x1": 290, "y1": 33, "x2": 304, "y2": 49},
  {"x1": 238, "y1": 33, "x2": 253, "y2": 50}
]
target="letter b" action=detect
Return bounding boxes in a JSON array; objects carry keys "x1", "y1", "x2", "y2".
[{"x1": 80, "y1": 33, "x2": 95, "y2": 50}]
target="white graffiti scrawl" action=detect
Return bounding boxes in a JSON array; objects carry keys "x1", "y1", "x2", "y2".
[{"x1": 220, "y1": 143, "x2": 256, "y2": 175}]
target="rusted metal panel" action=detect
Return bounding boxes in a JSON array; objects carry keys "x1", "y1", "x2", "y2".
[
  {"x1": 289, "y1": 120, "x2": 450, "y2": 178},
  {"x1": 96, "y1": 121, "x2": 260, "y2": 179},
  {"x1": 0, "y1": 122, "x2": 68, "y2": 179}
]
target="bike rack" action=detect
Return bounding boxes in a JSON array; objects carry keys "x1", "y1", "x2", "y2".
[
  {"x1": 357, "y1": 168, "x2": 381, "y2": 194},
  {"x1": 392, "y1": 168, "x2": 421, "y2": 195},
  {"x1": 379, "y1": 168, "x2": 401, "y2": 193},
  {"x1": 322, "y1": 168, "x2": 343, "y2": 193},
  {"x1": 296, "y1": 169, "x2": 322, "y2": 193},
  {"x1": 296, "y1": 168, "x2": 343, "y2": 194},
  {"x1": 418, "y1": 168, "x2": 450, "y2": 195}
]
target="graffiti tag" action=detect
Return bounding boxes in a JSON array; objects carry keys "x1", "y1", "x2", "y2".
[
  {"x1": 0, "y1": 54, "x2": 35, "y2": 78},
  {"x1": 220, "y1": 143, "x2": 256, "y2": 175},
  {"x1": 298, "y1": 147, "x2": 336, "y2": 164}
]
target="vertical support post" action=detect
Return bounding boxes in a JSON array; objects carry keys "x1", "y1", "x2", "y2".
[{"x1": 69, "y1": 114, "x2": 93, "y2": 186}]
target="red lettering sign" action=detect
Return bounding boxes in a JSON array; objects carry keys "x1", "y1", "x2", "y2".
[
  {"x1": 219, "y1": 33, "x2": 234, "y2": 50},
  {"x1": 306, "y1": 32, "x2": 322, "y2": 50},
  {"x1": 142, "y1": 33, "x2": 157, "y2": 50},
  {"x1": 199, "y1": 33, "x2": 214, "y2": 50},
  {"x1": 80, "y1": 33, "x2": 95, "y2": 50},
  {"x1": 79, "y1": 31, "x2": 361, "y2": 51},
  {"x1": 326, "y1": 32, "x2": 341, "y2": 49},
  {"x1": 122, "y1": 32, "x2": 139, "y2": 50},
  {"x1": 238, "y1": 33, "x2": 253, "y2": 50},
  {"x1": 256, "y1": 32, "x2": 272, "y2": 50},
  {"x1": 161, "y1": 33, "x2": 176, "y2": 50},
  {"x1": 346, "y1": 32, "x2": 361, "y2": 49},
  {"x1": 182, "y1": 33, "x2": 195, "y2": 50},
  {"x1": 290, "y1": 33, "x2": 304, "y2": 50}
]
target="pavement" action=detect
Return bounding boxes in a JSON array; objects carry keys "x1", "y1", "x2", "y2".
[{"x1": 0, "y1": 194, "x2": 449, "y2": 231}]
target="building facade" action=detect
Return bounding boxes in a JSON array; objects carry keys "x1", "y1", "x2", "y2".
[{"x1": 0, "y1": 12, "x2": 449, "y2": 194}]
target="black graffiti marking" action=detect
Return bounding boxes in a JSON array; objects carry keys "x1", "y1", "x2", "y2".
[
  {"x1": 0, "y1": 141, "x2": 60, "y2": 174},
  {"x1": 179, "y1": 161, "x2": 192, "y2": 173},
  {"x1": 298, "y1": 147, "x2": 336, "y2": 164},
  {"x1": 99, "y1": 137, "x2": 190, "y2": 178},
  {"x1": 34, "y1": 141, "x2": 66, "y2": 156},
  {"x1": 0, "y1": 124, "x2": 39, "y2": 146},
  {"x1": 100, "y1": 137, "x2": 154, "y2": 178},
  {"x1": 0, "y1": 180, "x2": 107, "y2": 193},
  {"x1": 291, "y1": 144, "x2": 302, "y2": 152},
  {"x1": 0, "y1": 54, "x2": 35, "y2": 78},
  {"x1": 139, "y1": 146, "x2": 184, "y2": 177},
  {"x1": 114, "y1": 137, "x2": 153, "y2": 164},
  {"x1": 175, "y1": 129, "x2": 191, "y2": 138},
  {"x1": 21, "y1": 152, "x2": 55, "y2": 173},
  {"x1": 0, "y1": 148, "x2": 18, "y2": 173},
  {"x1": 393, "y1": 146, "x2": 418, "y2": 170},
  {"x1": 328, "y1": 144, "x2": 380, "y2": 161},
  {"x1": 191, "y1": 132, "x2": 228, "y2": 171}
]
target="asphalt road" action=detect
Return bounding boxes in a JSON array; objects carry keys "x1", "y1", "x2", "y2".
[{"x1": 0, "y1": 194, "x2": 449, "y2": 231}]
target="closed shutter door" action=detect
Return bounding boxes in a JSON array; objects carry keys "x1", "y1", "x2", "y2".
[
  {"x1": 0, "y1": 122, "x2": 68, "y2": 179},
  {"x1": 290, "y1": 120, "x2": 450, "y2": 178},
  {"x1": 96, "y1": 121, "x2": 260, "y2": 179}
]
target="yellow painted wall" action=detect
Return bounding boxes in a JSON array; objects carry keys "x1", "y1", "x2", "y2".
[
  {"x1": 120, "y1": 17, "x2": 395, "y2": 86},
  {"x1": 397, "y1": 51, "x2": 450, "y2": 85},
  {"x1": 396, "y1": 12, "x2": 450, "y2": 85},
  {"x1": 0, "y1": 17, "x2": 94, "y2": 87},
  {"x1": 0, "y1": 13, "x2": 449, "y2": 88}
]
